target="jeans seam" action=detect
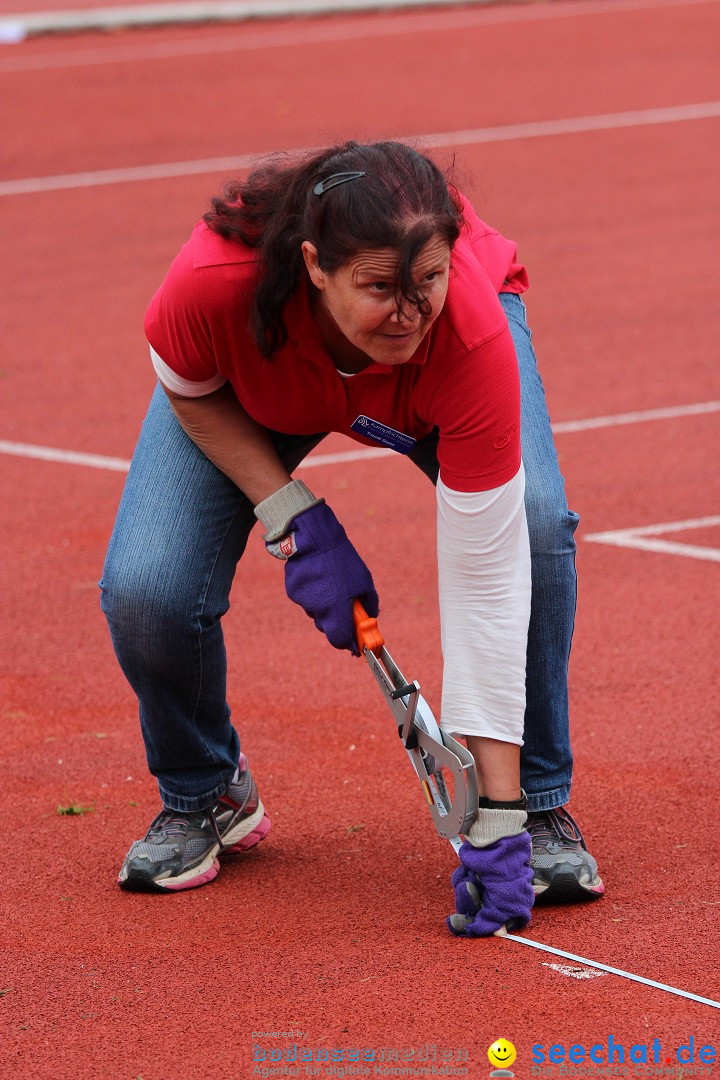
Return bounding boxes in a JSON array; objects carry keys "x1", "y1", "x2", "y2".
[{"x1": 188, "y1": 506, "x2": 249, "y2": 767}]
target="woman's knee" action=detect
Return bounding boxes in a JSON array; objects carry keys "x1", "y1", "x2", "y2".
[
  {"x1": 524, "y1": 482, "x2": 579, "y2": 558},
  {"x1": 99, "y1": 549, "x2": 199, "y2": 642}
]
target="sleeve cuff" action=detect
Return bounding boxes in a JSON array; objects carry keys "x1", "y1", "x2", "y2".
[
  {"x1": 254, "y1": 479, "x2": 322, "y2": 541},
  {"x1": 150, "y1": 345, "x2": 226, "y2": 398},
  {"x1": 464, "y1": 807, "x2": 527, "y2": 848}
]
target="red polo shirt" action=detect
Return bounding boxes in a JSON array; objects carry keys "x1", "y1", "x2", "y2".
[{"x1": 144, "y1": 194, "x2": 528, "y2": 493}]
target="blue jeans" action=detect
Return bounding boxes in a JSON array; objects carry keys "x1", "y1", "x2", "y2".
[
  {"x1": 508, "y1": 293, "x2": 578, "y2": 810},
  {"x1": 100, "y1": 293, "x2": 576, "y2": 813}
]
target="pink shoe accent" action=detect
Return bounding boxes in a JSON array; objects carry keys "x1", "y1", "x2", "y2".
[
  {"x1": 223, "y1": 811, "x2": 271, "y2": 853},
  {"x1": 162, "y1": 857, "x2": 220, "y2": 891}
]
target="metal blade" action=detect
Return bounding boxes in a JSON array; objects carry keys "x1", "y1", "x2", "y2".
[{"x1": 361, "y1": 642, "x2": 478, "y2": 844}]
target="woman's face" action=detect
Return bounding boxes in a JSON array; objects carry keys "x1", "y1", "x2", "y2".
[{"x1": 302, "y1": 235, "x2": 451, "y2": 368}]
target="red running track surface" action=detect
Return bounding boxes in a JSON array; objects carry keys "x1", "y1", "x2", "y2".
[{"x1": 1, "y1": 1, "x2": 720, "y2": 1076}]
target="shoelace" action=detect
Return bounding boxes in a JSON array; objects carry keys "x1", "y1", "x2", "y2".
[
  {"x1": 149, "y1": 808, "x2": 223, "y2": 845},
  {"x1": 526, "y1": 807, "x2": 586, "y2": 849},
  {"x1": 149, "y1": 810, "x2": 195, "y2": 839}
]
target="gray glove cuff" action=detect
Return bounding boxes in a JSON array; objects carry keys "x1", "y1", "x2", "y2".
[
  {"x1": 254, "y1": 479, "x2": 322, "y2": 541},
  {"x1": 465, "y1": 807, "x2": 527, "y2": 849}
]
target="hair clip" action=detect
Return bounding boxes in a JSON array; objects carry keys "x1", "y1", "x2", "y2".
[{"x1": 313, "y1": 171, "x2": 366, "y2": 196}]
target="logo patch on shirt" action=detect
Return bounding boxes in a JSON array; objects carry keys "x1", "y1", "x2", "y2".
[
  {"x1": 494, "y1": 422, "x2": 518, "y2": 450},
  {"x1": 351, "y1": 415, "x2": 417, "y2": 454}
]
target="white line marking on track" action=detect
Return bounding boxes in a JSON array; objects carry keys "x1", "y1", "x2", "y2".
[
  {"x1": 300, "y1": 447, "x2": 395, "y2": 468},
  {"x1": 0, "y1": 437, "x2": 395, "y2": 472},
  {"x1": 2, "y1": 102, "x2": 720, "y2": 196},
  {"x1": 1, "y1": 0, "x2": 717, "y2": 73},
  {"x1": 507, "y1": 934, "x2": 720, "y2": 1010},
  {"x1": 0, "y1": 154, "x2": 264, "y2": 196},
  {"x1": 585, "y1": 516, "x2": 720, "y2": 562},
  {"x1": 3, "y1": 0, "x2": 718, "y2": 39},
  {"x1": 551, "y1": 399, "x2": 720, "y2": 433},
  {"x1": 543, "y1": 962, "x2": 606, "y2": 981},
  {"x1": 1, "y1": 401, "x2": 717, "y2": 474},
  {"x1": 0, "y1": 440, "x2": 132, "y2": 472}
]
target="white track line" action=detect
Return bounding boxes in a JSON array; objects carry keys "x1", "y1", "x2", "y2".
[
  {"x1": 1, "y1": 0, "x2": 489, "y2": 37},
  {"x1": 3, "y1": 102, "x2": 720, "y2": 197},
  {"x1": 507, "y1": 934, "x2": 720, "y2": 1010},
  {"x1": 300, "y1": 447, "x2": 395, "y2": 468},
  {"x1": 0, "y1": 441, "x2": 132, "y2": 472},
  {"x1": 1, "y1": 401, "x2": 717, "y2": 474},
  {"x1": 585, "y1": 516, "x2": 720, "y2": 563},
  {"x1": 552, "y1": 399, "x2": 720, "y2": 433},
  {"x1": 3, "y1": 0, "x2": 715, "y2": 38},
  {"x1": 0, "y1": 153, "x2": 263, "y2": 197},
  {"x1": 1, "y1": 0, "x2": 718, "y2": 72}
]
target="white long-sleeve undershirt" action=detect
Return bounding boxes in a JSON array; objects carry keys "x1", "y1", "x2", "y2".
[
  {"x1": 151, "y1": 345, "x2": 227, "y2": 397},
  {"x1": 437, "y1": 466, "x2": 530, "y2": 745}
]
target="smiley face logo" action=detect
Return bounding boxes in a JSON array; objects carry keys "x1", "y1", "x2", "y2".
[{"x1": 488, "y1": 1039, "x2": 517, "y2": 1070}]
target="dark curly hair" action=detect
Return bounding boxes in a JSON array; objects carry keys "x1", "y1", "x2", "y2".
[{"x1": 204, "y1": 141, "x2": 463, "y2": 358}]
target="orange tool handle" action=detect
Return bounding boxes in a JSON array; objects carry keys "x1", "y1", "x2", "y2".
[{"x1": 353, "y1": 600, "x2": 385, "y2": 656}]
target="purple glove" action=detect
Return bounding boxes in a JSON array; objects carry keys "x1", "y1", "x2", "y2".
[
  {"x1": 447, "y1": 831, "x2": 534, "y2": 937},
  {"x1": 271, "y1": 502, "x2": 379, "y2": 654}
]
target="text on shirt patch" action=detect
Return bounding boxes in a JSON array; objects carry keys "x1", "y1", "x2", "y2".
[{"x1": 350, "y1": 415, "x2": 417, "y2": 454}]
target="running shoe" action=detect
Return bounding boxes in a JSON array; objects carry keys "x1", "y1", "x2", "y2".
[
  {"x1": 527, "y1": 806, "x2": 604, "y2": 903},
  {"x1": 118, "y1": 754, "x2": 271, "y2": 892}
]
